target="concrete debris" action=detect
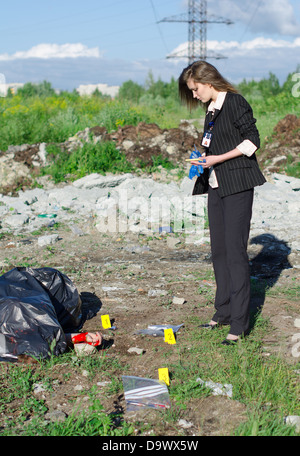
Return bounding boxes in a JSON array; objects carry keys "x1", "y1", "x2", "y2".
[
  {"x1": 284, "y1": 415, "x2": 300, "y2": 433},
  {"x1": 172, "y1": 296, "x2": 186, "y2": 305},
  {"x1": 127, "y1": 347, "x2": 145, "y2": 355},
  {"x1": 196, "y1": 378, "x2": 233, "y2": 398},
  {"x1": 37, "y1": 234, "x2": 60, "y2": 247},
  {"x1": 74, "y1": 343, "x2": 97, "y2": 356},
  {"x1": 0, "y1": 171, "x2": 299, "y2": 267}
]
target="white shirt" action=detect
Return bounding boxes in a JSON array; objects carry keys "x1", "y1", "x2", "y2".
[{"x1": 206, "y1": 92, "x2": 257, "y2": 188}]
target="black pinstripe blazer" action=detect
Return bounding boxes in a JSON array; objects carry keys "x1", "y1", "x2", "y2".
[{"x1": 192, "y1": 92, "x2": 266, "y2": 197}]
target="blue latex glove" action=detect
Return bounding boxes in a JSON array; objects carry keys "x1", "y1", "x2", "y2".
[{"x1": 188, "y1": 145, "x2": 206, "y2": 180}]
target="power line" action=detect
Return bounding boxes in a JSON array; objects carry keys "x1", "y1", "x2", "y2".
[
  {"x1": 239, "y1": 0, "x2": 263, "y2": 41},
  {"x1": 159, "y1": 0, "x2": 233, "y2": 63},
  {"x1": 149, "y1": 0, "x2": 170, "y2": 54}
]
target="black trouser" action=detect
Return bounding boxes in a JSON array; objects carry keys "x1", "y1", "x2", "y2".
[{"x1": 207, "y1": 186, "x2": 254, "y2": 336}]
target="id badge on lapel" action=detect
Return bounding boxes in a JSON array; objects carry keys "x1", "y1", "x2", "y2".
[
  {"x1": 201, "y1": 121, "x2": 214, "y2": 149},
  {"x1": 201, "y1": 131, "x2": 212, "y2": 148}
]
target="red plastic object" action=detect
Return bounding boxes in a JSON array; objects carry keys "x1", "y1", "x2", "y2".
[
  {"x1": 71, "y1": 332, "x2": 101, "y2": 346},
  {"x1": 72, "y1": 332, "x2": 88, "y2": 344}
]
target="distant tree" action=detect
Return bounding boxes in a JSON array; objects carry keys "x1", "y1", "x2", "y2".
[
  {"x1": 92, "y1": 88, "x2": 111, "y2": 100},
  {"x1": 17, "y1": 80, "x2": 56, "y2": 98},
  {"x1": 144, "y1": 72, "x2": 179, "y2": 100},
  {"x1": 118, "y1": 80, "x2": 145, "y2": 103},
  {"x1": 258, "y1": 72, "x2": 281, "y2": 96},
  {"x1": 144, "y1": 71, "x2": 166, "y2": 98},
  {"x1": 237, "y1": 78, "x2": 260, "y2": 97},
  {"x1": 59, "y1": 89, "x2": 81, "y2": 101},
  {"x1": 5, "y1": 87, "x2": 14, "y2": 98},
  {"x1": 144, "y1": 70, "x2": 156, "y2": 92},
  {"x1": 238, "y1": 72, "x2": 282, "y2": 98},
  {"x1": 163, "y1": 76, "x2": 179, "y2": 100}
]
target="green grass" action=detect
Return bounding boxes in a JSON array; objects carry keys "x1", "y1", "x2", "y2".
[
  {"x1": 1, "y1": 305, "x2": 299, "y2": 436},
  {"x1": 166, "y1": 312, "x2": 300, "y2": 436},
  {"x1": 0, "y1": 71, "x2": 299, "y2": 180},
  {"x1": 0, "y1": 73, "x2": 299, "y2": 436},
  {"x1": 41, "y1": 141, "x2": 177, "y2": 184},
  {"x1": 284, "y1": 160, "x2": 300, "y2": 179},
  {"x1": 42, "y1": 141, "x2": 134, "y2": 183},
  {"x1": 0, "y1": 354, "x2": 134, "y2": 436}
]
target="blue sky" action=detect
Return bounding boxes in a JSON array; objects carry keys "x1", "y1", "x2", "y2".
[{"x1": 0, "y1": 0, "x2": 300, "y2": 91}]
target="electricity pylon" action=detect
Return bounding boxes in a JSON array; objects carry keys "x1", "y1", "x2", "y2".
[{"x1": 159, "y1": 0, "x2": 233, "y2": 63}]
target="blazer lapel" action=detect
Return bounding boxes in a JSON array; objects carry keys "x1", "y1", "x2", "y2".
[
  {"x1": 212, "y1": 108, "x2": 221, "y2": 122},
  {"x1": 205, "y1": 108, "x2": 221, "y2": 128}
]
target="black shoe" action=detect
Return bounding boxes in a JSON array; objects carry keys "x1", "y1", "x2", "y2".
[
  {"x1": 199, "y1": 323, "x2": 218, "y2": 330},
  {"x1": 221, "y1": 338, "x2": 238, "y2": 345}
]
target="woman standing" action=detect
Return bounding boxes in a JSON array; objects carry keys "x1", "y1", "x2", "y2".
[{"x1": 179, "y1": 61, "x2": 266, "y2": 345}]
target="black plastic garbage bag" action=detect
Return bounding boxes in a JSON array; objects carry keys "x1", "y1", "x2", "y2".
[
  {"x1": 0, "y1": 267, "x2": 83, "y2": 359},
  {"x1": 21, "y1": 267, "x2": 82, "y2": 333}
]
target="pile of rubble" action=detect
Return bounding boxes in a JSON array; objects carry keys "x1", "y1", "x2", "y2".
[
  {"x1": 0, "y1": 115, "x2": 299, "y2": 261},
  {"x1": 0, "y1": 120, "x2": 202, "y2": 195},
  {"x1": 258, "y1": 114, "x2": 300, "y2": 174}
]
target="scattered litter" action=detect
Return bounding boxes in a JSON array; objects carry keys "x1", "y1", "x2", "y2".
[
  {"x1": 166, "y1": 237, "x2": 181, "y2": 249},
  {"x1": 178, "y1": 419, "x2": 194, "y2": 429},
  {"x1": 284, "y1": 415, "x2": 300, "y2": 433},
  {"x1": 45, "y1": 410, "x2": 67, "y2": 423},
  {"x1": 127, "y1": 347, "x2": 145, "y2": 355},
  {"x1": 122, "y1": 375, "x2": 170, "y2": 411},
  {"x1": 37, "y1": 234, "x2": 60, "y2": 247},
  {"x1": 172, "y1": 296, "x2": 185, "y2": 305},
  {"x1": 125, "y1": 245, "x2": 150, "y2": 254},
  {"x1": 147, "y1": 289, "x2": 168, "y2": 297},
  {"x1": 158, "y1": 226, "x2": 173, "y2": 233},
  {"x1": 97, "y1": 381, "x2": 111, "y2": 387},
  {"x1": 294, "y1": 318, "x2": 300, "y2": 329},
  {"x1": 70, "y1": 224, "x2": 84, "y2": 236},
  {"x1": 37, "y1": 213, "x2": 57, "y2": 218},
  {"x1": 135, "y1": 324, "x2": 183, "y2": 337},
  {"x1": 196, "y1": 377, "x2": 233, "y2": 398},
  {"x1": 102, "y1": 286, "x2": 124, "y2": 292},
  {"x1": 33, "y1": 383, "x2": 47, "y2": 394},
  {"x1": 74, "y1": 384, "x2": 84, "y2": 391}
]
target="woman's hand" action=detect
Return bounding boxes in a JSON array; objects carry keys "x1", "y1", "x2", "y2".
[
  {"x1": 190, "y1": 155, "x2": 220, "y2": 168},
  {"x1": 190, "y1": 148, "x2": 243, "y2": 168}
]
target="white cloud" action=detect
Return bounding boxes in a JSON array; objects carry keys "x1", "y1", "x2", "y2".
[
  {"x1": 0, "y1": 37, "x2": 299, "y2": 91},
  {"x1": 0, "y1": 43, "x2": 101, "y2": 61},
  {"x1": 169, "y1": 36, "x2": 300, "y2": 58},
  {"x1": 210, "y1": 0, "x2": 300, "y2": 36},
  {"x1": 210, "y1": 36, "x2": 300, "y2": 52}
]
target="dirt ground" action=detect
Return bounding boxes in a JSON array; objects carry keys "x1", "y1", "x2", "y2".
[
  {"x1": 0, "y1": 113, "x2": 299, "y2": 436},
  {"x1": 0, "y1": 218, "x2": 299, "y2": 436}
]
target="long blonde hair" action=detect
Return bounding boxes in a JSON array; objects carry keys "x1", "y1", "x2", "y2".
[{"x1": 178, "y1": 60, "x2": 238, "y2": 110}]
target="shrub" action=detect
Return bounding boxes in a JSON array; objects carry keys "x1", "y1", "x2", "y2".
[{"x1": 42, "y1": 141, "x2": 134, "y2": 183}]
